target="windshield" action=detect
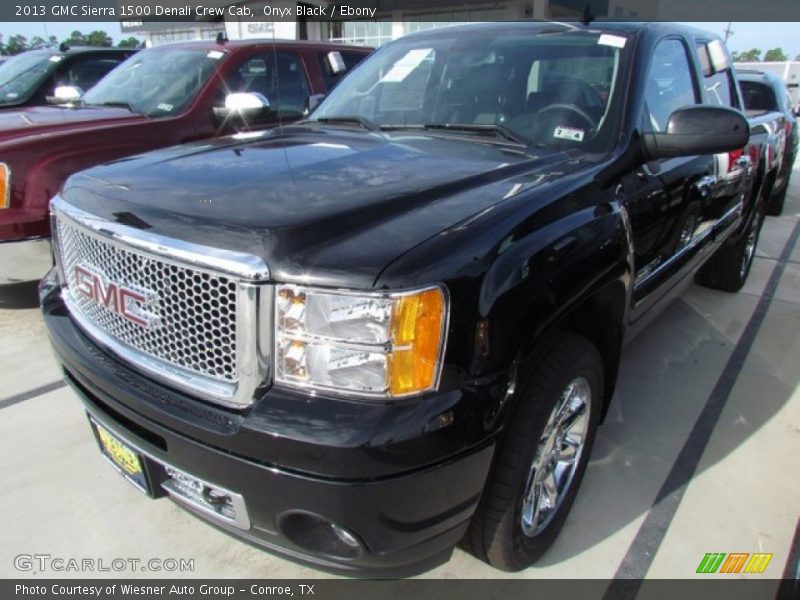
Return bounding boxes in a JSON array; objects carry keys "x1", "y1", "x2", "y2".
[
  {"x1": 313, "y1": 26, "x2": 629, "y2": 151},
  {"x1": 0, "y1": 50, "x2": 57, "y2": 105},
  {"x1": 82, "y1": 46, "x2": 225, "y2": 117}
]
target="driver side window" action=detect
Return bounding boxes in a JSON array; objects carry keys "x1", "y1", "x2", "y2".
[
  {"x1": 645, "y1": 39, "x2": 698, "y2": 132},
  {"x1": 224, "y1": 51, "x2": 310, "y2": 119},
  {"x1": 58, "y1": 55, "x2": 128, "y2": 93}
]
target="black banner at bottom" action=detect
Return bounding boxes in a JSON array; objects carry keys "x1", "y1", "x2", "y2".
[{"x1": 3, "y1": 579, "x2": 798, "y2": 600}]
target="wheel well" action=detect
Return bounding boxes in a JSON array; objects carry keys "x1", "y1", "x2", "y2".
[{"x1": 553, "y1": 281, "x2": 626, "y2": 421}]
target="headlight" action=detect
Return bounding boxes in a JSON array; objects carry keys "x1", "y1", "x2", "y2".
[
  {"x1": 275, "y1": 284, "x2": 447, "y2": 398},
  {"x1": 0, "y1": 163, "x2": 9, "y2": 209}
]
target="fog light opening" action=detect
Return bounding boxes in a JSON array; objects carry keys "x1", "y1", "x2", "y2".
[
  {"x1": 331, "y1": 523, "x2": 360, "y2": 548},
  {"x1": 279, "y1": 512, "x2": 363, "y2": 559}
]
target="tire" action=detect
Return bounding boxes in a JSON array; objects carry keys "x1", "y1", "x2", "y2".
[
  {"x1": 462, "y1": 333, "x2": 603, "y2": 571},
  {"x1": 767, "y1": 167, "x2": 791, "y2": 216},
  {"x1": 695, "y1": 200, "x2": 765, "y2": 293}
]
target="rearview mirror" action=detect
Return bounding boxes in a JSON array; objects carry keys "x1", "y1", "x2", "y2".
[
  {"x1": 213, "y1": 92, "x2": 271, "y2": 121},
  {"x1": 46, "y1": 84, "x2": 84, "y2": 105},
  {"x1": 643, "y1": 105, "x2": 749, "y2": 160}
]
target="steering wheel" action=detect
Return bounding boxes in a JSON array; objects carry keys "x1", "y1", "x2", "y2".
[{"x1": 534, "y1": 103, "x2": 598, "y2": 132}]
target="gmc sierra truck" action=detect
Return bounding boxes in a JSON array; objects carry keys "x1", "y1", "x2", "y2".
[
  {"x1": 41, "y1": 22, "x2": 760, "y2": 575},
  {"x1": 0, "y1": 39, "x2": 370, "y2": 284},
  {"x1": 737, "y1": 69, "x2": 799, "y2": 215}
]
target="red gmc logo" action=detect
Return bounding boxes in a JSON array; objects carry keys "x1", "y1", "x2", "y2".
[{"x1": 74, "y1": 264, "x2": 156, "y2": 328}]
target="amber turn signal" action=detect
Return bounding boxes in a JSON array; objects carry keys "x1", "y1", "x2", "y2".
[
  {"x1": 389, "y1": 287, "x2": 446, "y2": 396},
  {"x1": 0, "y1": 163, "x2": 10, "y2": 209}
]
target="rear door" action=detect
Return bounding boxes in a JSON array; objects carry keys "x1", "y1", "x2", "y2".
[
  {"x1": 693, "y1": 41, "x2": 750, "y2": 235},
  {"x1": 316, "y1": 49, "x2": 371, "y2": 91}
]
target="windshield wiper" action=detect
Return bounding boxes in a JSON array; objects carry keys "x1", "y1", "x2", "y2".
[
  {"x1": 313, "y1": 116, "x2": 377, "y2": 131},
  {"x1": 85, "y1": 100, "x2": 137, "y2": 113},
  {"x1": 420, "y1": 123, "x2": 529, "y2": 145}
]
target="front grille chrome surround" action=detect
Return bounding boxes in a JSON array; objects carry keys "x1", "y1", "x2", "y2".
[{"x1": 51, "y1": 195, "x2": 271, "y2": 409}]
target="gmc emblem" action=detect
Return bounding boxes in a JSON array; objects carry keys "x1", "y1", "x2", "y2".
[{"x1": 73, "y1": 264, "x2": 159, "y2": 329}]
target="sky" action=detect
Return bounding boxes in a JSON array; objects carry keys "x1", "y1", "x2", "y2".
[
  {"x1": 1, "y1": 21, "x2": 799, "y2": 59},
  {"x1": 684, "y1": 22, "x2": 800, "y2": 59},
  {"x1": 0, "y1": 21, "x2": 130, "y2": 43}
]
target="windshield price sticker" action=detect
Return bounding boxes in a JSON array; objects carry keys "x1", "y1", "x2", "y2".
[
  {"x1": 598, "y1": 34, "x2": 627, "y2": 48},
  {"x1": 381, "y1": 49, "x2": 434, "y2": 83}
]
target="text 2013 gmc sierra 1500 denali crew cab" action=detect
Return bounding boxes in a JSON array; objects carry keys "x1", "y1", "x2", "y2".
[
  {"x1": 0, "y1": 39, "x2": 369, "y2": 284},
  {"x1": 41, "y1": 22, "x2": 759, "y2": 575}
]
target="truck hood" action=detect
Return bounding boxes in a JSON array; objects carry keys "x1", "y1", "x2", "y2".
[
  {"x1": 0, "y1": 105, "x2": 141, "y2": 140},
  {"x1": 61, "y1": 126, "x2": 577, "y2": 288}
]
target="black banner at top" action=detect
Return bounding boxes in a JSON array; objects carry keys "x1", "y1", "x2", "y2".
[{"x1": 2, "y1": 0, "x2": 800, "y2": 23}]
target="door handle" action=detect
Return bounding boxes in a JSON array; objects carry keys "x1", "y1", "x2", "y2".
[{"x1": 693, "y1": 175, "x2": 716, "y2": 197}]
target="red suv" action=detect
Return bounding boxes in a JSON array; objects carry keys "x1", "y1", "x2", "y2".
[{"x1": 0, "y1": 39, "x2": 370, "y2": 285}]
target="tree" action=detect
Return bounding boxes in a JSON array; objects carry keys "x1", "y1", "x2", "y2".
[
  {"x1": 86, "y1": 30, "x2": 112, "y2": 47},
  {"x1": 117, "y1": 37, "x2": 140, "y2": 49},
  {"x1": 732, "y1": 48, "x2": 762, "y2": 62},
  {"x1": 5, "y1": 35, "x2": 28, "y2": 55},
  {"x1": 63, "y1": 30, "x2": 86, "y2": 46},
  {"x1": 763, "y1": 48, "x2": 788, "y2": 62},
  {"x1": 29, "y1": 36, "x2": 46, "y2": 50}
]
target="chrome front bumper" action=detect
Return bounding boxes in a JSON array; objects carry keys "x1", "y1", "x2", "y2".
[{"x1": 0, "y1": 237, "x2": 52, "y2": 285}]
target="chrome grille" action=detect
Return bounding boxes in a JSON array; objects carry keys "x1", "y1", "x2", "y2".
[
  {"x1": 51, "y1": 195, "x2": 271, "y2": 409},
  {"x1": 57, "y1": 218, "x2": 239, "y2": 382}
]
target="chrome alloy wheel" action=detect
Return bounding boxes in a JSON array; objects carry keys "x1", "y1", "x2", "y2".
[
  {"x1": 520, "y1": 376, "x2": 591, "y2": 537},
  {"x1": 740, "y1": 213, "x2": 760, "y2": 280}
]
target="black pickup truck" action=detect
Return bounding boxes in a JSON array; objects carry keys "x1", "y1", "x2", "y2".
[
  {"x1": 737, "y1": 69, "x2": 799, "y2": 215},
  {"x1": 41, "y1": 22, "x2": 760, "y2": 575}
]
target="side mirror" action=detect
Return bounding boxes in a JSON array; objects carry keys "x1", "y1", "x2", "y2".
[
  {"x1": 213, "y1": 92, "x2": 271, "y2": 121},
  {"x1": 306, "y1": 93, "x2": 326, "y2": 114},
  {"x1": 643, "y1": 105, "x2": 749, "y2": 160},
  {"x1": 46, "y1": 84, "x2": 84, "y2": 105}
]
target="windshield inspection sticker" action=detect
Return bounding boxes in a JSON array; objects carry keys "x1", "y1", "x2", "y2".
[
  {"x1": 598, "y1": 34, "x2": 627, "y2": 48},
  {"x1": 156, "y1": 103, "x2": 174, "y2": 112},
  {"x1": 381, "y1": 48, "x2": 433, "y2": 83},
  {"x1": 554, "y1": 126, "x2": 585, "y2": 142},
  {"x1": 207, "y1": 50, "x2": 225, "y2": 60}
]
